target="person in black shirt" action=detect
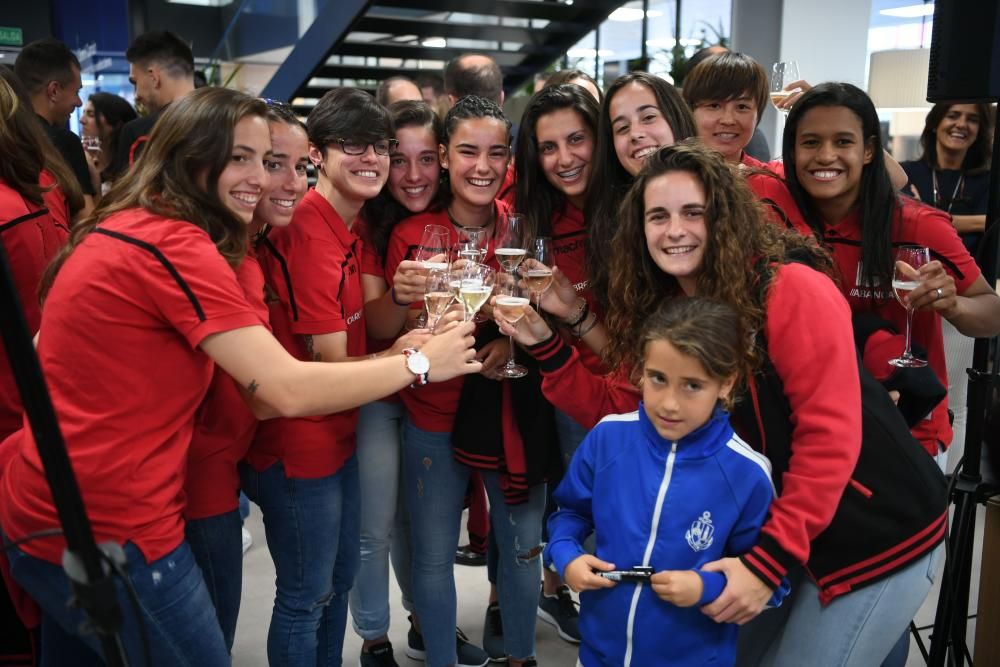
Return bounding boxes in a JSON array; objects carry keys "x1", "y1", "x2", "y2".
[
  {"x1": 901, "y1": 102, "x2": 994, "y2": 258},
  {"x1": 110, "y1": 31, "x2": 195, "y2": 179},
  {"x1": 14, "y1": 38, "x2": 96, "y2": 215}
]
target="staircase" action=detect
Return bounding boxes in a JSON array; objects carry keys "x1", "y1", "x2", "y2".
[{"x1": 252, "y1": 0, "x2": 623, "y2": 113}]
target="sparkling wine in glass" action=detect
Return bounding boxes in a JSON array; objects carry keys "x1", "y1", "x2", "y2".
[
  {"x1": 494, "y1": 275, "x2": 529, "y2": 379},
  {"x1": 770, "y1": 61, "x2": 801, "y2": 116},
  {"x1": 415, "y1": 224, "x2": 451, "y2": 272},
  {"x1": 459, "y1": 263, "x2": 495, "y2": 322},
  {"x1": 889, "y1": 245, "x2": 930, "y2": 368},
  {"x1": 423, "y1": 269, "x2": 454, "y2": 331},
  {"x1": 459, "y1": 226, "x2": 489, "y2": 264},
  {"x1": 524, "y1": 237, "x2": 554, "y2": 308},
  {"x1": 495, "y1": 212, "x2": 527, "y2": 273}
]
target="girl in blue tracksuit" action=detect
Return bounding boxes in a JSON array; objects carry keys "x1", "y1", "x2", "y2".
[{"x1": 545, "y1": 296, "x2": 788, "y2": 667}]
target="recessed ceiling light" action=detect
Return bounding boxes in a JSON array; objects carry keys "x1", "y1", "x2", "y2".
[
  {"x1": 609, "y1": 8, "x2": 663, "y2": 21},
  {"x1": 880, "y1": 3, "x2": 934, "y2": 18}
]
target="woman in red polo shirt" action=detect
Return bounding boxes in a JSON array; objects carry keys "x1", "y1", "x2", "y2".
[
  {"x1": 0, "y1": 64, "x2": 81, "y2": 667},
  {"x1": 385, "y1": 95, "x2": 549, "y2": 667},
  {"x1": 0, "y1": 87, "x2": 479, "y2": 666},
  {"x1": 182, "y1": 99, "x2": 310, "y2": 654},
  {"x1": 248, "y1": 87, "x2": 441, "y2": 667}
]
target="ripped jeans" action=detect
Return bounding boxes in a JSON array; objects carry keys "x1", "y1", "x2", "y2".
[{"x1": 403, "y1": 421, "x2": 545, "y2": 666}]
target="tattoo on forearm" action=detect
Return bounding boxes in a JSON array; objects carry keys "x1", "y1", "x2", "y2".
[
  {"x1": 303, "y1": 334, "x2": 322, "y2": 362},
  {"x1": 247, "y1": 379, "x2": 259, "y2": 395}
]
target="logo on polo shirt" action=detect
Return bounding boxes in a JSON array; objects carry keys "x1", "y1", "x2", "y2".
[
  {"x1": 849, "y1": 261, "x2": 891, "y2": 301},
  {"x1": 554, "y1": 239, "x2": 584, "y2": 255},
  {"x1": 346, "y1": 310, "x2": 362, "y2": 326}
]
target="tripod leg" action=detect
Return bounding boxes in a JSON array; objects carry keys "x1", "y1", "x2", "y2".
[{"x1": 929, "y1": 493, "x2": 978, "y2": 667}]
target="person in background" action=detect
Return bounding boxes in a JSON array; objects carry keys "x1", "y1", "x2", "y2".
[
  {"x1": 545, "y1": 68, "x2": 602, "y2": 103},
  {"x1": 416, "y1": 72, "x2": 448, "y2": 118},
  {"x1": 444, "y1": 54, "x2": 504, "y2": 107},
  {"x1": 586, "y1": 71, "x2": 696, "y2": 309},
  {"x1": 899, "y1": 100, "x2": 995, "y2": 492},
  {"x1": 0, "y1": 63, "x2": 82, "y2": 667},
  {"x1": 902, "y1": 102, "x2": 994, "y2": 258},
  {"x1": 14, "y1": 39, "x2": 96, "y2": 216},
  {"x1": 111, "y1": 30, "x2": 195, "y2": 176},
  {"x1": 376, "y1": 76, "x2": 423, "y2": 108},
  {"x1": 79, "y1": 92, "x2": 137, "y2": 197}
]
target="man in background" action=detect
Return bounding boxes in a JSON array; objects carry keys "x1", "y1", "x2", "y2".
[
  {"x1": 15, "y1": 38, "x2": 96, "y2": 215},
  {"x1": 375, "y1": 75, "x2": 422, "y2": 107},
  {"x1": 111, "y1": 30, "x2": 195, "y2": 177}
]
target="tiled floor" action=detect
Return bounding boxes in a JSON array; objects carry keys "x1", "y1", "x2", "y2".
[{"x1": 231, "y1": 507, "x2": 986, "y2": 666}]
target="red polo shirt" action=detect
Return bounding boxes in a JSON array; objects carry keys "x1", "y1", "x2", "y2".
[
  {"x1": 185, "y1": 249, "x2": 270, "y2": 520},
  {"x1": 384, "y1": 204, "x2": 506, "y2": 432},
  {"x1": 0, "y1": 209, "x2": 259, "y2": 564},
  {"x1": 550, "y1": 202, "x2": 605, "y2": 375},
  {"x1": 249, "y1": 189, "x2": 366, "y2": 478},
  {"x1": 0, "y1": 174, "x2": 70, "y2": 442}
]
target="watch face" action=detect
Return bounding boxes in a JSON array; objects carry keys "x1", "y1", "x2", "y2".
[{"x1": 408, "y1": 351, "x2": 430, "y2": 375}]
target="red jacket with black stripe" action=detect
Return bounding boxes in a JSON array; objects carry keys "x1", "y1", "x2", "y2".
[{"x1": 528, "y1": 261, "x2": 944, "y2": 603}]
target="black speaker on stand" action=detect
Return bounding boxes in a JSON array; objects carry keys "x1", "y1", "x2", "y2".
[{"x1": 925, "y1": 1, "x2": 1000, "y2": 665}]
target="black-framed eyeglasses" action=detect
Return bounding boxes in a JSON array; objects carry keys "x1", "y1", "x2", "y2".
[{"x1": 333, "y1": 138, "x2": 398, "y2": 156}]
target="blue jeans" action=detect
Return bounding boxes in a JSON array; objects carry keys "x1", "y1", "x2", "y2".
[
  {"x1": 5, "y1": 537, "x2": 229, "y2": 666},
  {"x1": 737, "y1": 544, "x2": 942, "y2": 666},
  {"x1": 185, "y1": 508, "x2": 243, "y2": 653},
  {"x1": 240, "y1": 457, "x2": 361, "y2": 666},
  {"x1": 349, "y1": 400, "x2": 413, "y2": 641},
  {"x1": 402, "y1": 421, "x2": 546, "y2": 666}
]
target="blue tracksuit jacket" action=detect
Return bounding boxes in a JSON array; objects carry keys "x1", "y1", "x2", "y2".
[{"x1": 546, "y1": 405, "x2": 787, "y2": 667}]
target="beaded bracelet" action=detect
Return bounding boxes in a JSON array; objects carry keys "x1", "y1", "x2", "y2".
[{"x1": 565, "y1": 298, "x2": 589, "y2": 329}]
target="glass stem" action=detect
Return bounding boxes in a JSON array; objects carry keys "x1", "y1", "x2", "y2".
[
  {"x1": 903, "y1": 306, "x2": 915, "y2": 358},
  {"x1": 507, "y1": 335, "x2": 516, "y2": 367}
]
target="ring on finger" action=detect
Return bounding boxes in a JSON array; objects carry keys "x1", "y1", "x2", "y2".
[{"x1": 936, "y1": 287, "x2": 944, "y2": 300}]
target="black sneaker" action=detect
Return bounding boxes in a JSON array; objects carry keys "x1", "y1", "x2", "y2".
[
  {"x1": 360, "y1": 640, "x2": 399, "y2": 667},
  {"x1": 455, "y1": 544, "x2": 487, "y2": 566},
  {"x1": 405, "y1": 615, "x2": 489, "y2": 667},
  {"x1": 482, "y1": 603, "x2": 506, "y2": 662},
  {"x1": 537, "y1": 585, "x2": 581, "y2": 644}
]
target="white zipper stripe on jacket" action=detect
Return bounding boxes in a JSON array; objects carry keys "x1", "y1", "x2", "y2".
[{"x1": 624, "y1": 441, "x2": 678, "y2": 667}]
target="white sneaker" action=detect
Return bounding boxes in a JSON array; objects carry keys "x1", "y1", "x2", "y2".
[{"x1": 242, "y1": 527, "x2": 253, "y2": 554}]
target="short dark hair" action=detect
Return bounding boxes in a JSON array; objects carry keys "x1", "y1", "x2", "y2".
[
  {"x1": 444, "y1": 54, "x2": 503, "y2": 103},
  {"x1": 14, "y1": 38, "x2": 81, "y2": 94},
  {"x1": 125, "y1": 31, "x2": 194, "y2": 78},
  {"x1": 307, "y1": 87, "x2": 393, "y2": 155},
  {"x1": 442, "y1": 94, "x2": 510, "y2": 147},
  {"x1": 375, "y1": 76, "x2": 418, "y2": 107},
  {"x1": 683, "y1": 52, "x2": 769, "y2": 128}
]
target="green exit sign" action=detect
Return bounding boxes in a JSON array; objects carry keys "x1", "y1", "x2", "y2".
[{"x1": 0, "y1": 27, "x2": 22, "y2": 47}]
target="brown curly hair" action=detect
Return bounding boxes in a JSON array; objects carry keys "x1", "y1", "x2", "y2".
[{"x1": 604, "y1": 139, "x2": 834, "y2": 374}]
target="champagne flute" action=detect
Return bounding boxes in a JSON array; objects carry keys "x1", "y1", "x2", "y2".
[
  {"x1": 459, "y1": 263, "x2": 495, "y2": 322},
  {"x1": 770, "y1": 61, "x2": 801, "y2": 116},
  {"x1": 494, "y1": 274, "x2": 529, "y2": 379},
  {"x1": 889, "y1": 245, "x2": 931, "y2": 368},
  {"x1": 459, "y1": 226, "x2": 489, "y2": 264},
  {"x1": 495, "y1": 213, "x2": 527, "y2": 274},
  {"x1": 524, "y1": 237, "x2": 554, "y2": 309},
  {"x1": 423, "y1": 269, "x2": 454, "y2": 332},
  {"x1": 415, "y1": 224, "x2": 451, "y2": 272}
]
